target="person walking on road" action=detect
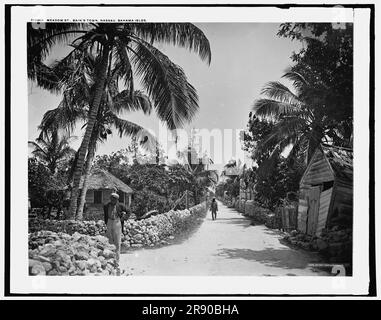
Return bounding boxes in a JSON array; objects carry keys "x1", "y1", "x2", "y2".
[
  {"x1": 104, "y1": 192, "x2": 129, "y2": 269},
  {"x1": 210, "y1": 198, "x2": 218, "y2": 220}
]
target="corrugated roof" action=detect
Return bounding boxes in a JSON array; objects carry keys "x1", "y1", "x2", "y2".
[{"x1": 79, "y1": 169, "x2": 133, "y2": 193}]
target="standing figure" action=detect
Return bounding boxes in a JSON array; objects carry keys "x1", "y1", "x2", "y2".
[
  {"x1": 103, "y1": 192, "x2": 129, "y2": 267},
  {"x1": 210, "y1": 198, "x2": 218, "y2": 220}
]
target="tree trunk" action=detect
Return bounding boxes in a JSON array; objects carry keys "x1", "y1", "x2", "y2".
[
  {"x1": 68, "y1": 46, "x2": 110, "y2": 218},
  {"x1": 155, "y1": 140, "x2": 160, "y2": 164},
  {"x1": 48, "y1": 205, "x2": 52, "y2": 219},
  {"x1": 76, "y1": 135, "x2": 97, "y2": 220},
  {"x1": 307, "y1": 128, "x2": 324, "y2": 164},
  {"x1": 185, "y1": 190, "x2": 189, "y2": 209}
]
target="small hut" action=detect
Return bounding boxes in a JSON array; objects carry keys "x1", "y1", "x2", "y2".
[
  {"x1": 79, "y1": 169, "x2": 133, "y2": 215},
  {"x1": 297, "y1": 145, "x2": 353, "y2": 236}
]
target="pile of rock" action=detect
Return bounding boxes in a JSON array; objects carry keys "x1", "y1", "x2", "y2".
[
  {"x1": 283, "y1": 227, "x2": 352, "y2": 262},
  {"x1": 283, "y1": 230, "x2": 314, "y2": 250},
  {"x1": 29, "y1": 219, "x2": 106, "y2": 236},
  {"x1": 29, "y1": 230, "x2": 119, "y2": 276},
  {"x1": 319, "y1": 227, "x2": 352, "y2": 262}
]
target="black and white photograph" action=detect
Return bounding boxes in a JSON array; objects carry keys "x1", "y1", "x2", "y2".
[{"x1": 2, "y1": 2, "x2": 376, "y2": 298}]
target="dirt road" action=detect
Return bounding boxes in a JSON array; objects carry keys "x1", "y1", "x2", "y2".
[{"x1": 120, "y1": 201, "x2": 329, "y2": 276}]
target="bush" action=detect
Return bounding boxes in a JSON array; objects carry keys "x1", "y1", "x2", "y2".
[{"x1": 131, "y1": 190, "x2": 172, "y2": 218}]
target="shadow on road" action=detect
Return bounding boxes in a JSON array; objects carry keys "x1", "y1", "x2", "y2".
[
  {"x1": 212, "y1": 217, "x2": 253, "y2": 228},
  {"x1": 215, "y1": 247, "x2": 324, "y2": 271},
  {"x1": 212, "y1": 216, "x2": 264, "y2": 228}
]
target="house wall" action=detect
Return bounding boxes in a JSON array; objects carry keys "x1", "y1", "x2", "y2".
[
  {"x1": 85, "y1": 189, "x2": 94, "y2": 203},
  {"x1": 298, "y1": 149, "x2": 336, "y2": 235},
  {"x1": 316, "y1": 187, "x2": 333, "y2": 236},
  {"x1": 327, "y1": 179, "x2": 353, "y2": 229},
  {"x1": 297, "y1": 188, "x2": 308, "y2": 233},
  {"x1": 83, "y1": 188, "x2": 132, "y2": 220},
  {"x1": 300, "y1": 150, "x2": 335, "y2": 189},
  {"x1": 298, "y1": 151, "x2": 353, "y2": 236}
]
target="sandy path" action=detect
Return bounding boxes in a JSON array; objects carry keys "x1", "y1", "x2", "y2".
[{"x1": 119, "y1": 201, "x2": 329, "y2": 276}]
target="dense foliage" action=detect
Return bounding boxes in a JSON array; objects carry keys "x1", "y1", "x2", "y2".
[
  {"x1": 28, "y1": 22, "x2": 211, "y2": 217},
  {"x1": 277, "y1": 23, "x2": 353, "y2": 149},
  {"x1": 239, "y1": 23, "x2": 353, "y2": 210},
  {"x1": 28, "y1": 157, "x2": 69, "y2": 214},
  {"x1": 92, "y1": 147, "x2": 215, "y2": 217},
  {"x1": 251, "y1": 159, "x2": 302, "y2": 210}
]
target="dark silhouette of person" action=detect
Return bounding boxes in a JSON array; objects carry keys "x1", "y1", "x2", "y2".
[{"x1": 210, "y1": 198, "x2": 218, "y2": 220}]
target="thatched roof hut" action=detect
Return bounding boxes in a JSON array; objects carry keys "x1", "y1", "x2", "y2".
[
  {"x1": 79, "y1": 169, "x2": 133, "y2": 194},
  {"x1": 78, "y1": 169, "x2": 133, "y2": 211}
]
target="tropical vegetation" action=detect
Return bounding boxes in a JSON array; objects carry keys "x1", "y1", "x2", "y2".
[
  {"x1": 226, "y1": 23, "x2": 353, "y2": 210},
  {"x1": 28, "y1": 22, "x2": 211, "y2": 217}
]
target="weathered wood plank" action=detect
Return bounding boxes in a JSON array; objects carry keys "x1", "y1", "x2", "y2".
[
  {"x1": 307, "y1": 187, "x2": 320, "y2": 235},
  {"x1": 297, "y1": 204, "x2": 308, "y2": 233},
  {"x1": 316, "y1": 188, "x2": 333, "y2": 236}
]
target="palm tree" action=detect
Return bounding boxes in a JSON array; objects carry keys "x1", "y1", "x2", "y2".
[
  {"x1": 28, "y1": 23, "x2": 211, "y2": 217},
  {"x1": 39, "y1": 52, "x2": 156, "y2": 219},
  {"x1": 178, "y1": 146, "x2": 218, "y2": 204},
  {"x1": 252, "y1": 71, "x2": 333, "y2": 169},
  {"x1": 28, "y1": 129, "x2": 75, "y2": 174}
]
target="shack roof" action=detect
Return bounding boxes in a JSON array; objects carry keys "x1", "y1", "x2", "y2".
[
  {"x1": 322, "y1": 145, "x2": 353, "y2": 183},
  {"x1": 79, "y1": 169, "x2": 133, "y2": 194}
]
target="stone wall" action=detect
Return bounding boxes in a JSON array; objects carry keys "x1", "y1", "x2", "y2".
[
  {"x1": 29, "y1": 202, "x2": 208, "y2": 250},
  {"x1": 122, "y1": 202, "x2": 207, "y2": 249},
  {"x1": 29, "y1": 219, "x2": 107, "y2": 236}
]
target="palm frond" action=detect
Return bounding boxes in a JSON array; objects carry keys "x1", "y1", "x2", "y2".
[
  {"x1": 112, "y1": 90, "x2": 152, "y2": 115},
  {"x1": 28, "y1": 141, "x2": 47, "y2": 156},
  {"x1": 129, "y1": 39, "x2": 199, "y2": 129},
  {"x1": 253, "y1": 99, "x2": 300, "y2": 119},
  {"x1": 261, "y1": 81, "x2": 301, "y2": 105},
  {"x1": 113, "y1": 40, "x2": 134, "y2": 92},
  {"x1": 271, "y1": 117, "x2": 307, "y2": 141},
  {"x1": 282, "y1": 70, "x2": 309, "y2": 89},
  {"x1": 27, "y1": 23, "x2": 89, "y2": 81},
  {"x1": 110, "y1": 115, "x2": 157, "y2": 151},
  {"x1": 129, "y1": 23, "x2": 211, "y2": 64},
  {"x1": 39, "y1": 100, "x2": 86, "y2": 136}
]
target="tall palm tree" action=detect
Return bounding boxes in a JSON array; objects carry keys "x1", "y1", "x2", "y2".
[
  {"x1": 252, "y1": 71, "x2": 332, "y2": 170},
  {"x1": 39, "y1": 52, "x2": 156, "y2": 219},
  {"x1": 28, "y1": 23, "x2": 211, "y2": 217},
  {"x1": 28, "y1": 129, "x2": 75, "y2": 174}
]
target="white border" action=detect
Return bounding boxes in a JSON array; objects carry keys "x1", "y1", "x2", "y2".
[{"x1": 7, "y1": 5, "x2": 371, "y2": 296}]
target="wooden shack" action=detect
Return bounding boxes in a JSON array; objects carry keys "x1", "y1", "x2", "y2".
[{"x1": 297, "y1": 145, "x2": 353, "y2": 236}]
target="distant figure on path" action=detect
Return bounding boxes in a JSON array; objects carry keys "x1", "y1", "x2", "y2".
[
  {"x1": 103, "y1": 192, "x2": 129, "y2": 267},
  {"x1": 210, "y1": 198, "x2": 218, "y2": 220}
]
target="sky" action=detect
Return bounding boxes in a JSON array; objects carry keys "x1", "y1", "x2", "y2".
[{"x1": 28, "y1": 23, "x2": 303, "y2": 171}]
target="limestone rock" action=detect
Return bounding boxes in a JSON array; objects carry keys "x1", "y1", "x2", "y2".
[{"x1": 29, "y1": 259, "x2": 46, "y2": 275}]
